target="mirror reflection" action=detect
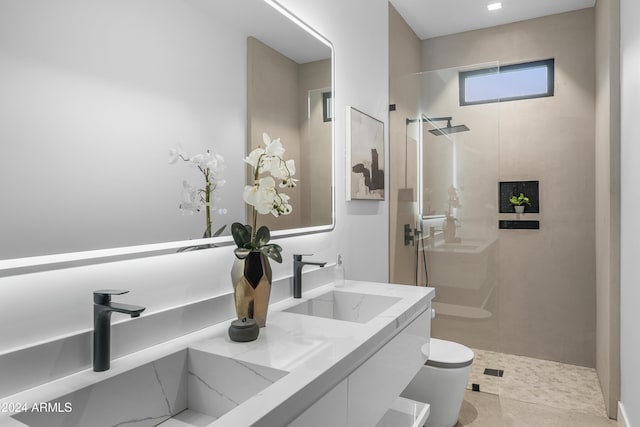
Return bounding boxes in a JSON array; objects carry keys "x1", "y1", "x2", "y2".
[
  {"x1": 0, "y1": 0, "x2": 333, "y2": 260},
  {"x1": 247, "y1": 35, "x2": 332, "y2": 232}
]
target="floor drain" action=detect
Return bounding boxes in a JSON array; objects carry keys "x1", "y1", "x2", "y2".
[
  {"x1": 483, "y1": 368, "x2": 504, "y2": 377},
  {"x1": 472, "y1": 383, "x2": 480, "y2": 392}
]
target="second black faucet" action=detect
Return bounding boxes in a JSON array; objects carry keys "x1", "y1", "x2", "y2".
[{"x1": 293, "y1": 254, "x2": 327, "y2": 298}]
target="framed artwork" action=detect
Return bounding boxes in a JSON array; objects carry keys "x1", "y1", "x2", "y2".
[{"x1": 346, "y1": 106, "x2": 385, "y2": 200}]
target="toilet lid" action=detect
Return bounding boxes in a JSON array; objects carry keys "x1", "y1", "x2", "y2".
[{"x1": 423, "y1": 338, "x2": 474, "y2": 369}]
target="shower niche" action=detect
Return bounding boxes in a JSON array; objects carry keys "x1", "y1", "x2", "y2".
[
  {"x1": 498, "y1": 180, "x2": 540, "y2": 230},
  {"x1": 499, "y1": 180, "x2": 539, "y2": 213}
]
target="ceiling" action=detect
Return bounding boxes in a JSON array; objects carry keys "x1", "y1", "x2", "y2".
[{"x1": 389, "y1": 0, "x2": 596, "y2": 40}]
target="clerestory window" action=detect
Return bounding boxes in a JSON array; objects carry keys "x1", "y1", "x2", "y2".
[{"x1": 459, "y1": 58, "x2": 555, "y2": 106}]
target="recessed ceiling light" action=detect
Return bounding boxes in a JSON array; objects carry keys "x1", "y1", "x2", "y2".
[{"x1": 487, "y1": 2, "x2": 502, "y2": 11}]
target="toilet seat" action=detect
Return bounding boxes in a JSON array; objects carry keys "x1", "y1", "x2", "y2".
[{"x1": 423, "y1": 338, "x2": 474, "y2": 369}]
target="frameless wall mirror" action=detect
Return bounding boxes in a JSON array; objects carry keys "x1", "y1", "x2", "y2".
[{"x1": 0, "y1": 0, "x2": 334, "y2": 264}]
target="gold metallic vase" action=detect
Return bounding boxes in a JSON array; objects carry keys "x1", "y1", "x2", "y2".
[{"x1": 231, "y1": 252, "x2": 272, "y2": 327}]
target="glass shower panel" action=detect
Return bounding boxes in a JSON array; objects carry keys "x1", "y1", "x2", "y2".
[
  {"x1": 389, "y1": 72, "x2": 422, "y2": 286},
  {"x1": 390, "y1": 64, "x2": 503, "y2": 395}
]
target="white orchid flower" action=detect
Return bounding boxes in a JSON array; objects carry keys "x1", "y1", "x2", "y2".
[
  {"x1": 244, "y1": 147, "x2": 265, "y2": 170},
  {"x1": 168, "y1": 148, "x2": 187, "y2": 164},
  {"x1": 264, "y1": 140, "x2": 285, "y2": 160},
  {"x1": 209, "y1": 177, "x2": 226, "y2": 188},
  {"x1": 271, "y1": 192, "x2": 292, "y2": 217},
  {"x1": 262, "y1": 133, "x2": 286, "y2": 157},
  {"x1": 259, "y1": 155, "x2": 276, "y2": 175},
  {"x1": 198, "y1": 151, "x2": 223, "y2": 171},
  {"x1": 279, "y1": 176, "x2": 298, "y2": 188},
  {"x1": 171, "y1": 147, "x2": 226, "y2": 240},
  {"x1": 243, "y1": 176, "x2": 278, "y2": 215},
  {"x1": 189, "y1": 154, "x2": 208, "y2": 169},
  {"x1": 266, "y1": 158, "x2": 292, "y2": 179},
  {"x1": 285, "y1": 159, "x2": 295, "y2": 176},
  {"x1": 207, "y1": 152, "x2": 225, "y2": 171},
  {"x1": 179, "y1": 180, "x2": 202, "y2": 215},
  {"x1": 234, "y1": 133, "x2": 297, "y2": 263}
]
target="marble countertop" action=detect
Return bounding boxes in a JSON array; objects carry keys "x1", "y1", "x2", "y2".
[{"x1": 0, "y1": 281, "x2": 434, "y2": 427}]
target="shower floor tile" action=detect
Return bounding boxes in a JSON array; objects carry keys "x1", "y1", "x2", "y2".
[{"x1": 466, "y1": 349, "x2": 607, "y2": 418}]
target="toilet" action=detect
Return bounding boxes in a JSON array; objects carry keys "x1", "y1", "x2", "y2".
[{"x1": 401, "y1": 338, "x2": 474, "y2": 427}]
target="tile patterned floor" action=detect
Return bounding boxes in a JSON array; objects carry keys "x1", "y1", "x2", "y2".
[{"x1": 455, "y1": 349, "x2": 617, "y2": 426}]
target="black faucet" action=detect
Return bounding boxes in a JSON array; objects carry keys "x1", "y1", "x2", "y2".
[
  {"x1": 93, "y1": 290, "x2": 145, "y2": 372},
  {"x1": 293, "y1": 254, "x2": 327, "y2": 298}
]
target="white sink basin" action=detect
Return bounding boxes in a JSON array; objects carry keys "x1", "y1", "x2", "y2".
[
  {"x1": 283, "y1": 290, "x2": 401, "y2": 323},
  {"x1": 12, "y1": 349, "x2": 288, "y2": 427}
]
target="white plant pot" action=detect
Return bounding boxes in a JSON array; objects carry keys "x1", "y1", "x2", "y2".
[{"x1": 514, "y1": 205, "x2": 525, "y2": 214}]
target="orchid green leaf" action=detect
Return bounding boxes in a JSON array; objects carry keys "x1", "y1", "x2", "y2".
[
  {"x1": 231, "y1": 222, "x2": 251, "y2": 247},
  {"x1": 261, "y1": 244, "x2": 283, "y2": 263},
  {"x1": 255, "y1": 226, "x2": 271, "y2": 247},
  {"x1": 212, "y1": 224, "x2": 227, "y2": 238}
]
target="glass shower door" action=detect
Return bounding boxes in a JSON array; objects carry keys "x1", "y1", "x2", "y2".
[{"x1": 390, "y1": 64, "x2": 502, "y2": 395}]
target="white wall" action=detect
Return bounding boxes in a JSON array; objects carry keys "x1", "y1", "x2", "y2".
[
  {"x1": 277, "y1": 0, "x2": 390, "y2": 281},
  {"x1": 0, "y1": 0, "x2": 389, "y2": 356},
  {"x1": 620, "y1": 0, "x2": 640, "y2": 424}
]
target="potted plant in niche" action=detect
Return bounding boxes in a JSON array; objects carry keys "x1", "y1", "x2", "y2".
[
  {"x1": 231, "y1": 132, "x2": 297, "y2": 327},
  {"x1": 510, "y1": 192, "x2": 531, "y2": 214}
]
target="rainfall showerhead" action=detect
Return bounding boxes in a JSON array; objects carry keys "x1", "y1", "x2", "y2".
[
  {"x1": 424, "y1": 116, "x2": 470, "y2": 136},
  {"x1": 428, "y1": 123, "x2": 470, "y2": 136},
  {"x1": 405, "y1": 115, "x2": 470, "y2": 136}
]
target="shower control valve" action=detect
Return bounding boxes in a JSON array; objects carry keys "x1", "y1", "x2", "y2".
[{"x1": 404, "y1": 224, "x2": 414, "y2": 246}]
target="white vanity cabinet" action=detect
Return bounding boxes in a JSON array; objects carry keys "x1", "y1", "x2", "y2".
[
  {"x1": 347, "y1": 310, "x2": 430, "y2": 427},
  {"x1": 289, "y1": 308, "x2": 431, "y2": 427},
  {"x1": 288, "y1": 379, "x2": 349, "y2": 427}
]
